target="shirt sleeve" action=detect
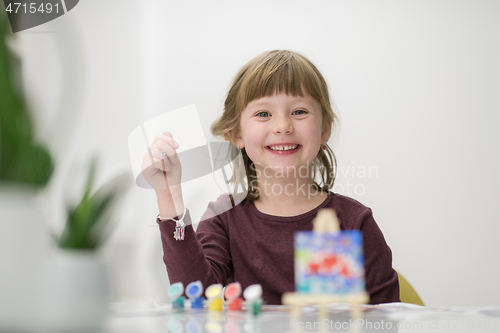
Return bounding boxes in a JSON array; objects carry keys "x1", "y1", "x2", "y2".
[
  {"x1": 158, "y1": 208, "x2": 233, "y2": 291},
  {"x1": 356, "y1": 208, "x2": 400, "y2": 304}
]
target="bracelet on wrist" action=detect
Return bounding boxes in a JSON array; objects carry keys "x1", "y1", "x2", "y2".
[{"x1": 157, "y1": 207, "x2": 187, "y2": 241}]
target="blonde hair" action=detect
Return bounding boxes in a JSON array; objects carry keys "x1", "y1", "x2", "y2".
[{"x1": 211, "y1": 50, "x2": 338, "y2": 200}]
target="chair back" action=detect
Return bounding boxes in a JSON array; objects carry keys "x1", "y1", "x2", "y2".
[{"x1": 397, "y1": 271, "x2": 424, "y2": 306}]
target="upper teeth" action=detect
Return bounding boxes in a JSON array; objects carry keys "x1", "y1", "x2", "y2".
[{"x1": 269, "y1": 145, "x2": 298, "y2": 151}]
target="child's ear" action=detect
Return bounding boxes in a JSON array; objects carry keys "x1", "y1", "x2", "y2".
[
  {"x1": 227, "y1": 129, "x2": 244, "y2": 149},
  {"x1": 321, "y1": 122, "x2": 332, "y2": 144}
]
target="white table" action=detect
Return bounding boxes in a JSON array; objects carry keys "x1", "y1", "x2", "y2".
[{"x1": 104, "y1": 303, "x2": 500, "y2": 333}]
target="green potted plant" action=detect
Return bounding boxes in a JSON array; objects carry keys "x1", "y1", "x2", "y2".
[
  {"x1": 45, "y1": 158, "x2": 131, "y2": 332},
  {"x1": 1, "y1": 11, "x2": 130, "y2": 331}
]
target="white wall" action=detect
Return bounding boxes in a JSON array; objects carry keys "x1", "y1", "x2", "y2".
[{"x1": 18, "y1": 0, "x2": 500, "y2": 306}]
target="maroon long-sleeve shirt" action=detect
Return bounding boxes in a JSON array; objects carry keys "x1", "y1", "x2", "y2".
[{"x1": 158, "y1": 192, "x2": 400, "y2": 305}]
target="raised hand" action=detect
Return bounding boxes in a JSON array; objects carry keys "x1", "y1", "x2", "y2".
[{"x1": 141, "y1": 131, "x2": 182, "y2": 197}]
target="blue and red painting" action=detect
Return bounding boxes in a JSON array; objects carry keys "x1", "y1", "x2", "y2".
[{"x1": 294, "y1": 231, "x2": 365, "y2": 294}]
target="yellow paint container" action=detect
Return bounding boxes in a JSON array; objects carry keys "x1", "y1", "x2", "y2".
[{"x1": 209, "y1": 298, "x2": 223, "y2": 311}]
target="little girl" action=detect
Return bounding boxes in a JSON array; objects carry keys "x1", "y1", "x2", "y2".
[{"x1": 142, "y1": 50, "x2": 399, "y2": 305}]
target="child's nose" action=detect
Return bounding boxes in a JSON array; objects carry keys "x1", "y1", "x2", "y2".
[{"x1": 273, "y1": 116, "x2": 293, "y2": 134}]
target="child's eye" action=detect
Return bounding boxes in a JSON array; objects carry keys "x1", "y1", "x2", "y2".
[
  {"x1": 256, "y1": 111, "x2": 270, "y2": 117},
  {"x1": 293, "y1": 109, "x2": 307, "y2": 115}
]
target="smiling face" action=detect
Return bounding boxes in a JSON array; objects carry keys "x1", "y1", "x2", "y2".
[
  {"x1": 232, "y1": 93, "x2": 331, "y2": 177},
  {"x1": 212, "y1": 50, "x2": 339, "y2": 199}
]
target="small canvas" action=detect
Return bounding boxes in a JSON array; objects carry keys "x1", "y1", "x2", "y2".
[{"x1": 294, "y1": 230, "x2": 365, "y2": 294}]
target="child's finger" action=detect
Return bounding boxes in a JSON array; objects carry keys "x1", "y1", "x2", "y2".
[
  {"x1": 151, "y1": 134, "x2": 180, "y2": 149},
  {"x1": 159, "y1": 141, "x2": 181, "y2": 166},
  {"x1": 155, "y1": 141, "x2": 177, "y2": 158},
  {"x1": 161, "y1": 132, "x2": 181, "y2": 149},
  {"x1": 154, "y1": 143, "x2": 181, "y2": 171},
  {"x1": 151, "y1": 133, "x2": 174, "y2": 145},
  {"x1": 142, "y1": 150, "x2": 170, "y2": 174},
  {"x1": 149, "y1": 141, "x2": 178, "y2": 160},
  {"x1": 152, "y1": 151, "x2": 175, "y2": 174},
  {"x1": 160, "y1": 135, "x2": 180, "y2": 149}
]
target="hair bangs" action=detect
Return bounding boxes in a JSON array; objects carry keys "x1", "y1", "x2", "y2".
[{"x1": 239, "y1": 51, "x2": 324, "y2": 111}]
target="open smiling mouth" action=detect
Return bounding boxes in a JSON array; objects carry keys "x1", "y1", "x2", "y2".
[{"x1": 266, "y1": 144, "x2": 301, "y2": 152}]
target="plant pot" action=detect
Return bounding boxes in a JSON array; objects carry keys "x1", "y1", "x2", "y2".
[
  {"x1": 0, "y1": 185, "x2": 49, "y2": 332},
  {"x1": 44, "y1": 250, "x2": 110, "y2": 332}
]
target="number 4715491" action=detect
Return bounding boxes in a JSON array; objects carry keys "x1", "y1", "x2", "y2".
[{"x1": 5, "y1": 2, "x2": 59, "y2": 14}]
